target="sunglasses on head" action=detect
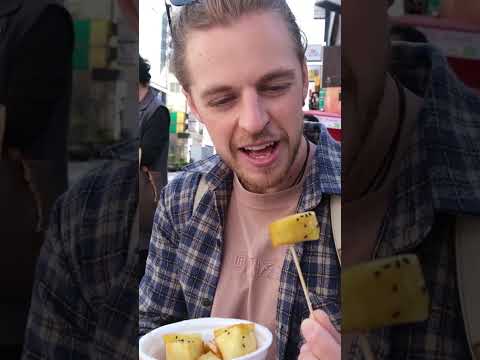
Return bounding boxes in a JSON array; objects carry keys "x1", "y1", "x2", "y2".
[
  {"x1": 165, "y1": 0, "x2": 199, "y2": 34},
  {"x1": 170, "y1": 0, "x2": 197, "y2": 5}
]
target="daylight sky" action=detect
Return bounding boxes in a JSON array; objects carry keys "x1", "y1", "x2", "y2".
[
  {"x1": 287, "y1": 0, "x2": 325, "y2": 46},
  {"x1": 139, "y1": 0, "x2": 327, "y2": 88}
]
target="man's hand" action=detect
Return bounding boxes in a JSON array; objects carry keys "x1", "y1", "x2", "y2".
[{"x1": 299, "y1": 310, "x2": 341, "y2": 359}]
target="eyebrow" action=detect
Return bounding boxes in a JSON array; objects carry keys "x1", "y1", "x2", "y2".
[
  {"x1": 200, "y1": 68, "x2": 296, "y2": 100},
  {"x1": 258, "y1": 68, "x2": 296, "y2": 84},
  {"x1": 201, "y1": 85, "x2": 233, "y2": 101}
]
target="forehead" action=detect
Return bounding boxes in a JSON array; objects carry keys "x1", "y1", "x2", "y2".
[{"x1": 184, "y1": 11, "x2": 302, "y2": 92}]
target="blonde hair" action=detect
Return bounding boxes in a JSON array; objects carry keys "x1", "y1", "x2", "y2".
[{"x1": 170, "y1": 0, "x2": 307, "y2": 89}]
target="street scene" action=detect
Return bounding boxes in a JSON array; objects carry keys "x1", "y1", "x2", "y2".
[{"x1": 66, "y1": 0, "x2": 342, "y2": 184}]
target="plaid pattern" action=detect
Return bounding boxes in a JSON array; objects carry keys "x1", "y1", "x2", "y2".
[
  {"x1": 22, "y1": 147, "x2": 140, "y2": 360},
  {"x1": 347, "y1": 44, "x2": 480, "y2": 359},
  {"x1": 139, "y1": 124, "x2": 341, "y2": 360}
]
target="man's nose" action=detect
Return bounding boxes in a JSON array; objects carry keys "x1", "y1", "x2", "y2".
[{"x1": 238, "y1": 91, "x2": 268, "y2": 134}]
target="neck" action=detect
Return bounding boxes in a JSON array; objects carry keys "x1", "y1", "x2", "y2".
[
  {"x1": 343, "y1": 73, "x2": 423, "y2": 202},
  {"x1": 139, "y1": 85, "x2": 149, "y2": 102},
  {"x1": 280, "y1": 136, "x2": 310, "y2": 191}
]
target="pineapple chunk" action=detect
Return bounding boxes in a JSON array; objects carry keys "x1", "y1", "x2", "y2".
[
  {"x1": 163, "y1": 333, "x2": 205, "y2": 360},
  {"x1": 198, "y1": 351, "x2": 222, "y2": 360},
  {"x1": 214, "y1": 323, "x2": 257, "y2": 360},
  {"x1": 269, "y1": 211, "x2": 320, "y2": 247},
  {"x1": 342, "y1": 254, "x2": 430, "y2": 332}
]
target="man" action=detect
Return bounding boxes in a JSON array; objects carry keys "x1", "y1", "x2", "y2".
[
  {"x1": 340, "y1": 0, "x2": 480, "y2": 358},
  {"x1": 138, "y1": 55, "x2": 170, "y2": 189},
  {"x1": 0, "y1": 0, "x2": 73, "y2": 357},
  {"x1": 139, "y1": 1, "x2": 341, "y2": 360}
]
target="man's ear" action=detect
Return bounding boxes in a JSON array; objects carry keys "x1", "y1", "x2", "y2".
[{"x1": 183, "y1": 88, "x2": 203, "y2": 124}]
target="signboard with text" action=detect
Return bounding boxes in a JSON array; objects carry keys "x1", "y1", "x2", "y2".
[{"x1": 306, "y1": 45, "x2": 323, "y2": 62}]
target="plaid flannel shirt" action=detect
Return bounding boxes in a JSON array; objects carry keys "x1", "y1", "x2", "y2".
[
  {"x1": 347, "y1": 44, "x2": 480, "y2": 359},
  {"x1": 139, "y1": 125, "x2": 341, "y2": 360},
  {"x1": 22, "y1": 142, "x2": 140, "y2": 360}
]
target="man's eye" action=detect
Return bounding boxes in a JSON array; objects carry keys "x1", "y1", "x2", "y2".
[
  {"x1": 260, "y1": 83, "x2": 291, "y2": 94},
  {"x1": 209, "y1": 96, "x2": 236, "y2": 107}
]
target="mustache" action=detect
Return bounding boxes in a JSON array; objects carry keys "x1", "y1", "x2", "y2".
[{"x1": 234, "y1": 129, "x2": 283, "y2": 148}]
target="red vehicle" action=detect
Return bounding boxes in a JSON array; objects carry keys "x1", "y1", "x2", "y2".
[{"x1": 304, "y1": 110, "x2": 342, "y2": 142}]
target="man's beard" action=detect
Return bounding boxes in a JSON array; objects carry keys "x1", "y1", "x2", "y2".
[{"x1": 224, "y1": 128, "x2": 303, "y2": 194}]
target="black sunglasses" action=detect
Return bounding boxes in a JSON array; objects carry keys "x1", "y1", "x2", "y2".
[{"x1": 165, "y1": 0, "x2": 199, "y2": 35}]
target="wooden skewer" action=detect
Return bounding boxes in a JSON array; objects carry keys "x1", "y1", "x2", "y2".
[
  {"x1": 290, "y1": 246, "x2": 376, "y2": 360},
  {"x1": 289, "y1": 246, "x2": 313, "y2": 314}
]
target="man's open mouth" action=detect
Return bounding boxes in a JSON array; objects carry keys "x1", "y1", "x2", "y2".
[{"x1": 239, "y1": 141, "x2": 279, "y2": 159}]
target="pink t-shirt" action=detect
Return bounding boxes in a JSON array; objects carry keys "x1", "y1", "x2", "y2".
[{"x1": 211, "y1": 142, "x2": 314, "y2": 360}]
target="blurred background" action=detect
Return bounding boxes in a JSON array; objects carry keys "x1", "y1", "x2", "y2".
[
  {"x1": 65, "y1": 0, "x2": 343, "y2": 184},
  {"x1": 55, "y1": 0, "x2": 480, "y2": 190},
  {"x1": 388, "y1": 0, "x2": 480, "y2": 93}
]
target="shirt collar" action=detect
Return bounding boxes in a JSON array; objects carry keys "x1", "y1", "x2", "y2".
[
  {"x1": 183, "y1": 123, "x2": 341, "y2": 208},
  {"x1": 424, "y1": 48, "x2": 480, "y2": 214},
  {"x1": 139, "y1": 87, "x2": 158, "y2": 112},
  {"x1": 380, "y1": 43, "x2": 480, "y2": 254},
  {"x1": 299, "y1": 124, "x2": 341, "y2": 211}
]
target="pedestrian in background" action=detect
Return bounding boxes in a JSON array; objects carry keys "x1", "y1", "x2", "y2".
[{"x1": 139, "y1": 55, "x2": 170, "y2": 189}]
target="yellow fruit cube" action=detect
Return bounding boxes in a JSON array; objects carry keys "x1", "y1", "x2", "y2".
[
  {"x1": 269, "y1": 211, "x2": 320, "y2": 247},
  {"x1": 342, "y1": 254, "x2": 430, "y2": 332},
  {"x1": 214, "y1": 323, "x2": 257, "y2": 360},
  {"x1": 163, "y1": 333, "x2": 205, "y2": 360}
]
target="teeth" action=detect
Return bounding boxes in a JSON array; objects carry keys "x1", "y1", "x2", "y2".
[{"x1": 243, "y1": 142, "x2": 274, "y2": 151}]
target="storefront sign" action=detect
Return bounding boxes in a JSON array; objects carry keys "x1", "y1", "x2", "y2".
[
  {"x1": 306, "y1": 45, "x2": 323, "y2": 62},
  {"x1": 308, "y1": 65, "x2": 322, "y2": 82}
]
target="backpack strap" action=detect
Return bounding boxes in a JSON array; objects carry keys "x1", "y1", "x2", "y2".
[
  {"x1": 193, "y1": 174, "x2": 208, "y2": 214},
  {"x1": 330, "y1": 195, "x2": 341, "y2": 265},
  {"x1": 455, "y1": 216, "x2": 480, "y2": 360}
]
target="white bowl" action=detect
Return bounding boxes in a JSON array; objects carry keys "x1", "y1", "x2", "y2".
[{"x1": 139, "y1": 318, "x2": 273, "y2": 360}]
